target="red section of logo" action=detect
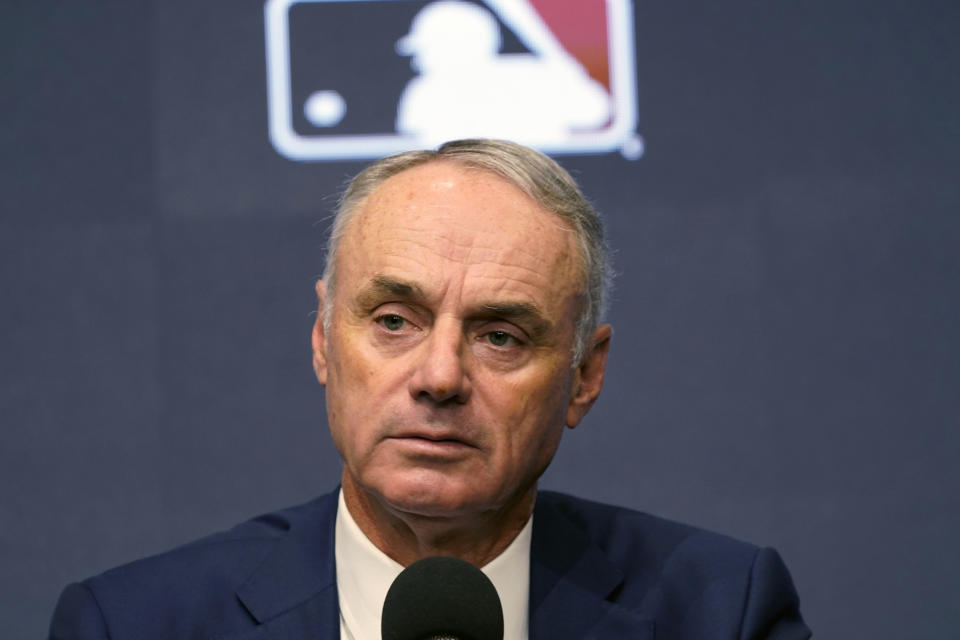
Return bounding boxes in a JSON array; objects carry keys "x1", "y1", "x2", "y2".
[{"x1": 528, "y1": 0, "x2": 611, "y2": 89}]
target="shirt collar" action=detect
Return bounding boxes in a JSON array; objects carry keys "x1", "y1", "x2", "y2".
[{"x1": 335, "y1": 489, "x2": 532, "y2": 640}]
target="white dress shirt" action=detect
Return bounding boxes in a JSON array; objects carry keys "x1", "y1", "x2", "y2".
[{"x1": 335, "y1": 490, "x2": 531, "y2": 640}]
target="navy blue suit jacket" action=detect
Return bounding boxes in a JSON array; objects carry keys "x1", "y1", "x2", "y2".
[{"x1": 50, "y1": 490, "x2": 810, "y2": 639}]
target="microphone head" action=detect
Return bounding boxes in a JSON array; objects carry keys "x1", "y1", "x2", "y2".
[{"x1": 381, "y1": 555, "x2": 504, "y2": 640}]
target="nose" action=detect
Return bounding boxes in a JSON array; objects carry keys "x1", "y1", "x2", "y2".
[{"x1": 408, "y1": 319, "x2": 471, "y2": 404}]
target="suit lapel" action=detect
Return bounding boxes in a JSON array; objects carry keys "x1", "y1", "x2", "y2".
[
  {"x1": 529, "y1": 495, "x2": 654, "y2": 640},
  {"x1": 215, "y1": 491, "x2": 341, "y2": 640},
  {"x1": 212, "y1": 489, "x2": 654, "y2": 639}
]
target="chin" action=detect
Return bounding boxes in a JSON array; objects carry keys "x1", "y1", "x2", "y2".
[{"x1": 376, "y1": 475, "x2": 482, "y2": 519}]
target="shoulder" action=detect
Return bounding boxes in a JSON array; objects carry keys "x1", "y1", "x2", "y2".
[
  {"x1": 50, "y1": 493, "x2": 337, "y2": 639},
  {"x1": 536, "y1": 490, "x2": 758, "y2": 565},
  {"x1": 534, "y1": 491, "x2": 810, "y2": 639},
  {"x1": 93, "y1": 497, "x2": 318, "y2": 588}
]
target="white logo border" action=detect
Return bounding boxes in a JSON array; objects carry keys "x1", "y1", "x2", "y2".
[{"x1": 264, "y1": 0, "x2": 641, "y2": 160}]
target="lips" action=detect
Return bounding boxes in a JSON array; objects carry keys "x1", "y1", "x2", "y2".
[{"x1": 386, "y1": 429, "x2": 479, "y2": 454}]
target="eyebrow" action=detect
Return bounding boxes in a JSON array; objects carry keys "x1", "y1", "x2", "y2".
[
  {"x1": 354, "y1": 275, "x2": 428, "y2": 309},
  {"x1": 354, "y1": 275, "x2": 556, "y2": 342},
  {"x1": 480, "y1": 301, "x2": 554, "y2": 343}
]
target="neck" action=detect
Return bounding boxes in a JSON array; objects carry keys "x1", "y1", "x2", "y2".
[{"x1": 341, "y1": 473, "x2": 535, "y2": 567}]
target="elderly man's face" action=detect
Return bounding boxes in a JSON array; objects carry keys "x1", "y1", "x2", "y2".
[{"x1": 312, "y1": 161, "x2": 609, "y2": 520}]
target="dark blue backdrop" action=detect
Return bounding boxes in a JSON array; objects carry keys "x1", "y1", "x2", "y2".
[{"x1": 2, "y1": 1, "x2": 958, "y2": 638}]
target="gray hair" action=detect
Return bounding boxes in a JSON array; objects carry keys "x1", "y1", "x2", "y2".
[{"x1": 322, "y1": 139, "x2": 612, "y2": 364}]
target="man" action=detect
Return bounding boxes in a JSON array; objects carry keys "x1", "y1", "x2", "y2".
[{"x1": 50, "y1": 139, "x2": 810, "y2": 639}]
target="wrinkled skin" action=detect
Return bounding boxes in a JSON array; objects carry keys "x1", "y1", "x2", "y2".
[{"x1": 312, "y1": 161, "x2": 611, "y2": 565}]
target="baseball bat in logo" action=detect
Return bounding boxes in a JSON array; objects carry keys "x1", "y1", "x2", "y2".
[{"x1": 265, "y1": 0, "x2": 642, "y2": 161}]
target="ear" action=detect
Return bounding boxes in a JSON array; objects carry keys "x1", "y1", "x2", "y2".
[
  {"x1": 311, "y1": 279, "x2": 329, "y2": 386},
  {"x1": 566, "y1": 324, "x2": 612, "y2": 428}
]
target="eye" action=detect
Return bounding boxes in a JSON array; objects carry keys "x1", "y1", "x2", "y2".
[
  {"x1": 378, "y1": 314, "x2": 407, "y2": 331},
  {"x1": 484, "y1": 330, "x2": 518, "y2": 348}
]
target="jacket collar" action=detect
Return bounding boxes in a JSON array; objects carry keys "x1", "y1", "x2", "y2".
[
  {"x1": 230, "y1": 491, "x2": 340, "y2": 638},
  {"x1": 530, "y1": 492, "x2": 654, "y2": 639},
  {"x1": 227, "y1": 489, "x2": 653, "y2": 639}
]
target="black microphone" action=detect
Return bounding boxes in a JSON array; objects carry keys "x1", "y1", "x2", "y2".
[{"x1": 381, "y1": 556, "x2": 504, "y2": 640}]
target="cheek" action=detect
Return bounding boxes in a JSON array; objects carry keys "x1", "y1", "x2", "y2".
[
  {"x1": 324, "y1": 336, "x2": 380, "y2": 451},
  {"x1": 485, "y1": 368, "x2": 572, "y2": 454},
  {"x1": 328, "y1": 330, "x2": 384, "y2": 397},
  {"x1": 324, "y1": 377, "x2": 351, "y2": 456}
]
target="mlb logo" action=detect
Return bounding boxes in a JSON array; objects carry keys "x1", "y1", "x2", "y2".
[{"x1": 265, "y1": 0, "x2": 641, "y2": 161}]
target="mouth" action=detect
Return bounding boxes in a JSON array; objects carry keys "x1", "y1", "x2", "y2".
[{"x1": 386, "y1": 431, "x2": 478, "y2": 456}]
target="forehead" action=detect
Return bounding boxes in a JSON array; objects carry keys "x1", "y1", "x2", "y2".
[{"x1": 338, "y1": 161, "x2": 584, "y2": 305}]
